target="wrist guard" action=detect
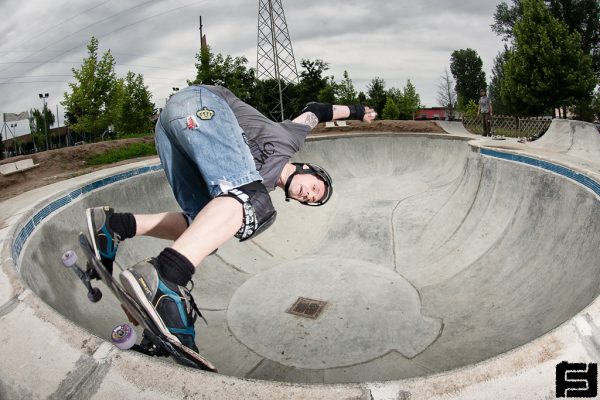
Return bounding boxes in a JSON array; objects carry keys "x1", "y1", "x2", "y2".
[{"x1": 348, "y1": 104, "x2": 366, "y2": 120}]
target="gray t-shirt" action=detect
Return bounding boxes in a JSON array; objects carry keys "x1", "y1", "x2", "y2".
[
  {"x1": 202, "y1": 85, "x2": 310, "y2": 191},
  {"x1": 479, "y1": 95, "x2": 491, "y2": 113}
]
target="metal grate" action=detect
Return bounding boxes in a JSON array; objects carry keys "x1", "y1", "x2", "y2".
[{"x1": 286, "y1": 297, "x2": 327, "y2": 320}]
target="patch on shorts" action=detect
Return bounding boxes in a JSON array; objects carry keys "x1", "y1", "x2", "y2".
[
  {"x1": 186, "y1": 116, "x2": 197, "y2": 129},
  {"x1": 197, "y1": 107, "x2": 215, "y2": 120}
]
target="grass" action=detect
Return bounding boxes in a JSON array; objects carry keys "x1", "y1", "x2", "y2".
[{"x1": 85, "y1": 141, "x2": 157, "y2": 166}]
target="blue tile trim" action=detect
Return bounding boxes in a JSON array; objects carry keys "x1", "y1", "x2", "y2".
[
  {"x1": 11, "y1": 164, "x2": 162, "y2": 264},
  {"x1": 480, "y1": 148, "x2": 600, "y2": 198}
]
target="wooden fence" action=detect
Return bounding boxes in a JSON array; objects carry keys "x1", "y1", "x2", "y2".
[{"x1": 463, "y1": 116, "x2": 553, "y2": 138}]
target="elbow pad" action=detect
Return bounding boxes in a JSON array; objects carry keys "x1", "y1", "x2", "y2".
[{"x1": 300, "y1": 102, "x2": 333, "y2": 123}]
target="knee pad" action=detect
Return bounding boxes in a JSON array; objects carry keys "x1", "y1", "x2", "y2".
[{"x1": 218, "y1": 181, "x2": 277, "y2": 241}]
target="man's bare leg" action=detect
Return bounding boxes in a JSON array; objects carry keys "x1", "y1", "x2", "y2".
[
  {"x1": 133, "y1": 212, "x2": 189, "y2": 240},
  {"x1": 170, "y1": 196, "x2": 243, "y2": 267}
]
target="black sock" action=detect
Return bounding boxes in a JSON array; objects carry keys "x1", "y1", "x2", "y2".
[
  {"x1": 156, "y1": 248, "x2": 195, "y2": 286},
  {"x1": 109, "y1": 213, "x2": 137, "y2": 239}
]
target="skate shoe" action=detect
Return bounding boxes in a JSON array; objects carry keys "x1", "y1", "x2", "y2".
[
  {"x1": 86, "y1": 206, "x2": 120, "y2": 274},
  {"x1": 119, "y1": 258, "x2": 200, "y2": 353}
]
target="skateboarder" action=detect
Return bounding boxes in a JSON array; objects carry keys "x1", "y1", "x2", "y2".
[
  {"x1": 477, "y1": 88, "x2": 493, "y2": 137},
  {"x1": 86, "y1": 84, "x2": 376, "y2": 353}
]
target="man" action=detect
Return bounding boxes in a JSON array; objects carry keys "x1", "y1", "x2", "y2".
[
  {"x1": 477, "y1": 88, "x2": 493, "y2": 137},
  {"x1": 86, "y1": 84, "x2": 376, "y2": 353}
]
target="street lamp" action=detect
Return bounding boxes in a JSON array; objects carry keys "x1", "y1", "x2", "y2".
[{"x1": 38, "y1": 93, "x2": 49, "y2": 151}]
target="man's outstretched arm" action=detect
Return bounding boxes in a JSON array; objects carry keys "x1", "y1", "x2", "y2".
[{"x1": 293, "y1": 103, "x2": 377, "y2": 129}]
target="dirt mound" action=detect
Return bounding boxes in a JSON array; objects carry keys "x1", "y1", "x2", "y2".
[{"x1": 0, "y1": 120, "x2": 444, "y2": 201}]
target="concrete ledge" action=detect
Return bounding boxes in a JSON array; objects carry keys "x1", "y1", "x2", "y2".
[{"x1": 0, "y1": 158, "x2": 40, "y2": 176}]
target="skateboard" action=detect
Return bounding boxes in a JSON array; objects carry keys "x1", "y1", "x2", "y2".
[{"x1": 61, "y1": 232, "x2": 217, "y2": 372}]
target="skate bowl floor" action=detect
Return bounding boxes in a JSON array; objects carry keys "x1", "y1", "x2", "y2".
[{"x1": 4, "y1": 122, "x2": 600, "y2": 397}]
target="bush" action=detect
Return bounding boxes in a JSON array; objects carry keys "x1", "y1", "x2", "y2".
[{"x1": 85, "y1": 142, "x2": 157, "y2": 166}]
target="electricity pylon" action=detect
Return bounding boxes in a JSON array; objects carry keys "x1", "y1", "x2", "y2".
[{"x1": 256, "y1": 0, "x2": 299, "y2": 121}]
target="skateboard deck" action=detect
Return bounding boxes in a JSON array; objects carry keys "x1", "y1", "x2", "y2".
[{"x1": 72, "y1": 232, "x2": 217, "y2": 372}]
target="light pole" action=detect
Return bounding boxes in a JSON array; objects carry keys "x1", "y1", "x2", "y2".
[
  {"x1": 9, "y1": 123, "x2": 17, "y2": 154},
  {"x1": 38, "y1": 93, "x2": 49, "y2": 151}
]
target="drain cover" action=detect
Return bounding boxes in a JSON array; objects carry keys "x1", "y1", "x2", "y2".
[{"x1": 286, "y1": 297, "x2": 327, "y2": 319}]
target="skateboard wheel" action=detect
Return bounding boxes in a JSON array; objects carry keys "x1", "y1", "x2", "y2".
[
  {"x1": 88, "y1": 287, "x2": 102, "y2": 303},
  {"x1": 61, "y1": 250, "x2": 77, "y2": 267},
  {"x1": 111, "y1": 324, "x2": 137, "y2": 350}
]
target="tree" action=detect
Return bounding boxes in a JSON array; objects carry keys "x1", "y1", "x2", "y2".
[
  {"x1": 488, "y1": 47, "x2": 511, "y2": 115},
  {"x1": 437, "y1": 69, "x2": 458, "y2": 120},
  {"x1": 336, "y1": 70, "x2": 358, "y2": 104},
  {"x1": 493, "y1": 0, "x2": 600, "y2": 76},
  {"x1": 450, "y1": 49, "x2": 487, "y2": 108},
  {"x1": 191, "y1": 45, "x2": 256, "y2": 104},
  {"x1": 591, "y1": 88, "x2": 600, "y2": 121},
  {"x1": 113, "y1": 72, "x2": 155, "y2": 134},
  {"x1": 318, "y1": 76, "x2": 337, "y2": 103},
  {"x1": 29, "y1": 106, "x2": 55, "y2": 150},
  {"x1": 296, "y1": 59, "x2": 331, "y2": 110},
  {"x1": 397, "y1": 80, "x2": 421, "y2": 120},
  {"x1": 501, "y1": 0, "x2": 596, "y2": 116},
  {"x1": 464, "y1": 99, "x2": 479, "y2": 117},
  {"x1": 367, "y1": 77, "x2": 387, "y2": 115},
  {"x1": 62, "y1": 37, "x2": 118, "y2": 140},
  {"x1": 382, "y1": 96, "x2": 400, "y2": 120}
]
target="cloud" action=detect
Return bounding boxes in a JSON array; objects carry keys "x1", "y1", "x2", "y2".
[{"x1": 0, "y1": 0, "x2": 504, "y2": 128}]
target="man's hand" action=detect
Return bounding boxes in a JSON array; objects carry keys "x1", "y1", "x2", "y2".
[{"x1": 363, "y1": 106, "x2": 377, "y2": 123}]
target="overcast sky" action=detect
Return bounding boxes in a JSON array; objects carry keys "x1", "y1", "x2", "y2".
[{"x1": 0, "y1": 0, "x2": 505, "y2": 135}]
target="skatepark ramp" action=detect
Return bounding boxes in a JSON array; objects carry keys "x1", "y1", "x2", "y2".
[{"x1": 8, "y1": 131, "x2": 600, "y2": 390}]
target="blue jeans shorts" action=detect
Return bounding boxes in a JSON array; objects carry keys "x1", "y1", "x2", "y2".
[{"x1": 155, "y1": 86, "x2": 262, "y2": 221}]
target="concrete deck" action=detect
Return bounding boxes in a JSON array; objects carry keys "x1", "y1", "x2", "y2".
[{"x1": 1, "y1": 120, "x2": 600, "y2": 399}]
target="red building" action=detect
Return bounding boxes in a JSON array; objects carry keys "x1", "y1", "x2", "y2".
[{"x1": 416, "y1": 107, "x2": 447, "y2": 120}]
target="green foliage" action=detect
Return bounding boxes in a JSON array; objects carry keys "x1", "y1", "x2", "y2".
[
  {"x1": 62, "y1": 37, "x2": 118, "y2": 140},
  {"x1": 317, "y1": 82, "x2": 337, "y2": 104},
  {"x1": 382, "y1": 97, "x2": 400, "y2": 120},
  {"x1": 296, "y1": 59, "x2": 331, "y2": 108},
  {"x1": 398, "y1": 80, "x2": 421, "y2": 120},
  {"x1": 85, "y1": 141, "x2": 157, "y2": 166},
  {"x1": 62, "y1": 36, "x2": 155, "y2": 141},
  {"x1": 501, "y1": 0, "x2": 596, "y2": 116},
  {"x1": 592, "y1": 88, "x2": 600, "y2": 121},
  {"x1": 385, "y1": 80, "x2": 421, "y2": 120},
  {"x1": 191, "y1": 45, "x2": 256, "y2": 104},
  {"x1": 493, "y1": 0, "x2": 600, "y2": 76},
  {"x1": 367, "y1": 77, "x2": 387, "y2": 114},
  {"x1": 29, "y1": 106, "x2": 55, "y2": 150},
  {"x1": 450, "y1": 49, "x2": 487, "y2": 108},
  {"x1": 488, "y1": 47, "x2": 511, "y2": 115},
  {"x1": 336, "y1": 70, "x2": 358, "y2": 104},
  {"x1": 113, "y1": 72, "x2": 155, "y2": 135},
  {"x1": 464, "y1": 99, "x2": 479, "y2": 117}
]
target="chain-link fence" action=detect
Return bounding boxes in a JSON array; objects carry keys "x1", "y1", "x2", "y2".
[{"x1": 463, "y1": 116, "x2": 553, "y2": 138}]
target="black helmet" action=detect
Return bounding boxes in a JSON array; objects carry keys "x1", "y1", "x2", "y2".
[{"x1": 284, "y1": 163, "x2": 333, "y2": 206}]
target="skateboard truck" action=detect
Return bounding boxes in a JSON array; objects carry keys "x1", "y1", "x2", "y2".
[{"x1": 61, "y1": 250, "x2": 102, "y2": 302}]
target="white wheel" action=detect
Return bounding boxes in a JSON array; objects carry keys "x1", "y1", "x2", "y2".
[
  {"x1": 61, "y1": 250, "x2": 77, "y2": 267},
  {"x1": 111, "y1": 324, "x2": 137, "y2": 350}
]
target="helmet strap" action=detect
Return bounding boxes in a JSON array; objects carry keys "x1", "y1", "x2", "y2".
[{"x1": 284, "y1": 164, "x2": 307, "y2": 202}]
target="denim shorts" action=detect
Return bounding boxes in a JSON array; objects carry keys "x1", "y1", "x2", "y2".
[{"x1": 155, "y1": 86, "x2": 262, "y2": 221}]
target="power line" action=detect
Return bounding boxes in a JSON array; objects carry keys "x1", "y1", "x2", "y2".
[
  {"x1": 9, "y1": 0, "x2": 114, "y2": 50},
  {"x1": 0, "y1": 0, "x2": 207, "y2": 81},
  {"x1": 0, "y1": 0, "x2": 158, "y2": 75}
]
